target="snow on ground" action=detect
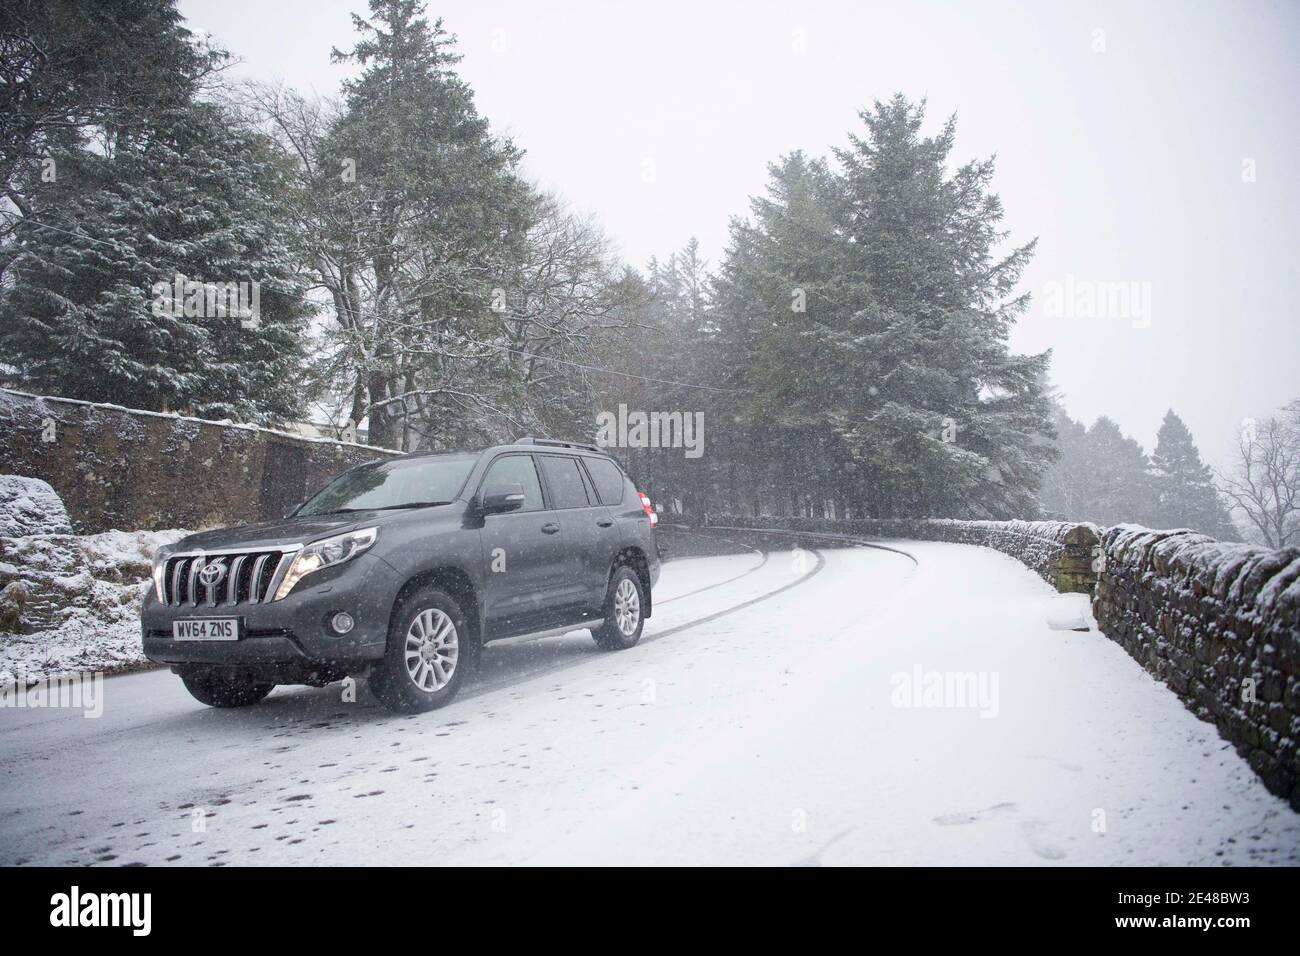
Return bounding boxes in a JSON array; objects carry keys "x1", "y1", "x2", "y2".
[
  {"x1": 0, "y1": 528, "x2": 188, "y2": 681},
  {"x1": 0, "y1": 540, "x2": 1295, "y2": 866}
]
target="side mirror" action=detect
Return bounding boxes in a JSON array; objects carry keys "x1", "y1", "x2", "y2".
[{"x1": 479, "y1": 482, "x2": 526, "y2": 516}]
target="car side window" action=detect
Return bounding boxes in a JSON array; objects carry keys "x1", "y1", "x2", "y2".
[
  {"x1": 481, "y1": 455, "x2": 544, "y2": 512},
  {"x1": 584, "y1": 457, "x2": 625, "y2": 505},
  {"x1": 538, "y1": 455, "x2": 591, "y2": 510}
]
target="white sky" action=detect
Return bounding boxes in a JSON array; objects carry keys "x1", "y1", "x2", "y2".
[{"x1": 179, "y1": 0, "x2": 1300, "y2": 470}]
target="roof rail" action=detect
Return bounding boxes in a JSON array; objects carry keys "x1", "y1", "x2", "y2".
[{"x1": 515, "y1": 436, "x2": 606, "y2": 454}]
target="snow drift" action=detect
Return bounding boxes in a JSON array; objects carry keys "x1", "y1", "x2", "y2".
[{"x1": 0, "y1": 474, "x2": 72, "y2": 537}]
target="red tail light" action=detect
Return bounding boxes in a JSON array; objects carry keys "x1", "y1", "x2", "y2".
[{"x1": 638, "y1": 491, "x2": 658, "y2": 528}]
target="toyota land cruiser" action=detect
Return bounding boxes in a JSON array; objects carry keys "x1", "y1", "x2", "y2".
[{"x1": 141, "y1": 438, "x2": 660, "y2": 713}]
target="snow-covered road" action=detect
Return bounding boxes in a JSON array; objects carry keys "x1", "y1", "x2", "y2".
[{"x1": 1, "y1": 534, "x2": 1296, "y2": 866}]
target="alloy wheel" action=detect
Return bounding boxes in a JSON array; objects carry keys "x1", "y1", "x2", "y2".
[
  {"x1": 404, "y1": 607, "x2": 459, "y2": 691},
  {"x1": 614, "y1": 577, "x2": 640, "y2": 636}
]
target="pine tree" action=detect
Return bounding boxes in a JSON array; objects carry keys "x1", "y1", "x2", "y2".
[
  {"x1": 1077, "y1": 417, "x2": 1158, "y2": 526},
  {"x1": 711, "y1": 152, "x2": 857, "y2": 517},
  {"x1": 710, "y1": 97, "x2": 1056, "y2": 519},
  {"x1": 1, "y1": 0, "x2": 227, "y2": 284},
  {"x1": 1151, "y1": 410, "x2": 1238, "y2": 538},
  {"x1": 318, "y1": 0, "x2": 537, "y2": 449},
  {"x1": 607, "y1": 239, "x2": 719, "y2": 517},
  {"x1": 1038, "y1": 404, "x2": 1090, "y2": 520},
  {"x1": 0, "y1": 104, "x2": 310, "y2": 422}
]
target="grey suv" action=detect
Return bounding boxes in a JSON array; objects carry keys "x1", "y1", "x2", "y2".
[{"x1": 141, "y1": 439, "x2": 660, "y2": 713}]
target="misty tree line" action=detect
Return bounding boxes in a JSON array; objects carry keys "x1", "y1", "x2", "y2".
[
  {"x1": 1040, "y1": 410, "x2": 1237, "y2": 539},
  {"x1": 1, "y1": 0, "x2": 1289, "y2": 541}
]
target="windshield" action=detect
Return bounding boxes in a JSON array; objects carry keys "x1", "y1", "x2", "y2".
[{"x1": 296, "y1": 454, "x2": 477, "y2": 516}]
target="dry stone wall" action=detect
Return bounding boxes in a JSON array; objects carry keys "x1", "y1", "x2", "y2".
[
  {"x1": 1092, "y1": 525, "x2": 1300, "y2": 809},
  {"x1": 0, "y1": 389, "x2": 397, "y2": 533}
]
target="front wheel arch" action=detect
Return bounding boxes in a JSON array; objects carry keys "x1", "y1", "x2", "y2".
[
  {"x1": 390, "y1": 566, "x2": 481, "y2": 648},
  {"x1": 370, "y1": 585, "x2": 473, "y2": 712}
]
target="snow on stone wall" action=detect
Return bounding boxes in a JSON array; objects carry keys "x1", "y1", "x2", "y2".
[
  {"x1": 0, "y1": 388, "x2": 398, "y2": 533},
  {"x1": 0, "y1": 527, "x2": 190, "y2": 680},
  {"x1": 0, "y1": 475, "x2": 73, "y2": 537},
  {"x1": 704, "y1": 515, "x2": 1100, "y2": 593},
  {"x1": 1093, "y1": 525, "x2": 1300, "y2": 809}
]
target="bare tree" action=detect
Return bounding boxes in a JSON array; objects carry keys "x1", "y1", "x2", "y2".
[
  {"x1": 1218, "y1": 400, "x2": 1300, "y2": 548},
  {"x1": 230, "y1": 81, "x2": 640, "y2": 452}
]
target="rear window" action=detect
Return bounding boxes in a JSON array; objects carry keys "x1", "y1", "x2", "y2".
[
  {"x1": 583, "y1": 457, "x2": 625, "y2": 505},
  {"x1": 538, "y1": 455, "x2": 590, "y2": 509}
]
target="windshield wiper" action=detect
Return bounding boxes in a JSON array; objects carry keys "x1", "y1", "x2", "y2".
[{"x1": 302, "y1": 501, "x2": 452, "y2": 517}]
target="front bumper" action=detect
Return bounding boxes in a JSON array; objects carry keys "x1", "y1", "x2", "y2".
[{"x1": 141, "y1": 552, "x2": 399, "y2": 669}]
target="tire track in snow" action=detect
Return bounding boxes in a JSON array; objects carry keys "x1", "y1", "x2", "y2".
[
  {"x1": 637, "y1": 545, "x2": 826, "y2": 644},
  {"x1": 465, "y1": 527, "x2": 919, "y2": 702},
  {"x1": 699, "y1": 524, "x2": 919, "y2": 568},
  {"x1": 461, "y1": 542, "x2": 828, "y2": 701},
  {"x1": 636, "y1": 525, "x2": 920, "y2": 643},
  {"x1": 654, "y1": 526, "x2": 767, "y2": 605}
]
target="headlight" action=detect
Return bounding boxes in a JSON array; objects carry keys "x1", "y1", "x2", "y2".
[
  {"x1": 151, "y1": 547, "x2": 173, "y2": 602},
  {"x1": 273, "y1": 527, "x2": 377, "y2": 601}
]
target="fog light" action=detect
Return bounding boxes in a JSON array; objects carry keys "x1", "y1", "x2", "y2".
[{"x1": 330, "y1": 612, "x2": 355, "y2": 635}]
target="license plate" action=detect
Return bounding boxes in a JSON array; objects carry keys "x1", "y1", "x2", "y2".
[{"x1": 172, "y1": 618, "x2": 241, "y2": 641}]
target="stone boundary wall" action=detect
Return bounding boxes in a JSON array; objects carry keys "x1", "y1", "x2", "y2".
[
  {"x1": 0, "y1": 389, "x2": 399, "y2": 534},
  {"x1": 1093, "y1": 525, "x2": 1300, "y2": 809},
  {"x1": 705, "y1": 515, "x2": 1100, "y2": 593}
]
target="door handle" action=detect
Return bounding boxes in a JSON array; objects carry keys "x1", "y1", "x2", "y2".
[
  {"x1": 596, "y1": 518, "x2": 614, "y2": 528},
  {"x1": 541, "y1": 522, "x2": 560, "y2": 535}
]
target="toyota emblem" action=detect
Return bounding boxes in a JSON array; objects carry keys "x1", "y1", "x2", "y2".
[{"x1": 198, "y1": 561, "x2": 226, "y2": 587}]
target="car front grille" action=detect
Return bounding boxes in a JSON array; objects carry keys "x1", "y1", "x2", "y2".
[{"x1": 162, "y1": 550, "x2": 297, "y2": 607}]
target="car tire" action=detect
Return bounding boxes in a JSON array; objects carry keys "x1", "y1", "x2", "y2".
[
  {"x1": 592, "y1": 565, "x2": 646, "y2": 650},
  {"x1": 179, "y1": 668, "x2": 275, "y2": 708},
  {"x1": 370, "y1": 587, "x2": 473, "y2": 713}
]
